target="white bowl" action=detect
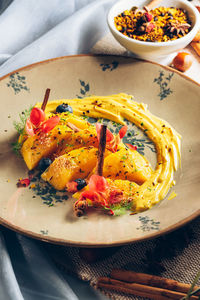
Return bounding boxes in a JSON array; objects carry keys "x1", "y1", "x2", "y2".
[{"x1": 107, "y1": 0, "x2": 200, "y2": 59}]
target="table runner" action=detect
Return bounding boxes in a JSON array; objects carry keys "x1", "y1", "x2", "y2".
[{"x1": 45, "y1": 217, "x2": 200, "y2": 299}]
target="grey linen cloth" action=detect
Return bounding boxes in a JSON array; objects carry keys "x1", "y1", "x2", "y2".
[{"x1": 0, "y1": 1, "x2": 199, "y2": 300}]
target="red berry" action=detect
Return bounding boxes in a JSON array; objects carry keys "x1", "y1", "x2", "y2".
[
  {"x1": 146, "y1": 22, "x2": 155, "y2": 33},
  {"x1": 41, "y1": 116, "x2": 60, "y2": 133},
  {"x1": 30, "y1": 107, "x2": 45, "y2": 127},
  {"x1": 96, "y1": 123, "x2": 114, "y2": 142},
  {"x1": 144, "y1": 12, "x2": 153, "y2": 22}
]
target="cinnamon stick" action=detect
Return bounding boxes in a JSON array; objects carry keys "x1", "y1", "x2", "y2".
[
  {"x1": 111, "y1": 269, "x2": 200, "y2": 296},
  {"x1": 96, "y1": 125, "x2": 107, "y2": 176},
  {"x1": 97, "y1": 277, "x2": 199, "y2": 300},
  {"x1": 145, "y1": 0, "x2": 162, "y2": 11},
  {"x1": 191, "y1": 42, "x2": 200, "y2": 56},
  {"x1": 98, "y1": 282, "x2": 169, "y2": 300},
  {"x1": 41, "y1": 88, "x2": 50, "y2": 111},
  {"x1": 192, "y1": 30, "x2": 200, "y2": 42}
]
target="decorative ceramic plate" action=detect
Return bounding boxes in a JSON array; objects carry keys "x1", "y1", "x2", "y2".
[{"x1": 0, "y1": 55, "x2": 199, "y2": 247}]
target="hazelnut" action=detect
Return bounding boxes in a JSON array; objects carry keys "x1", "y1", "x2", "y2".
[{"x1": 172, "y1": 52, "x2": 193, "y2": 72}]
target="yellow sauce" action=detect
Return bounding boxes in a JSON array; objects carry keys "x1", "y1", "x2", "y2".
[
  {"x1": 168, "y1": 191, "x2": 177, "y2": 201},
  {"x1": 36, "y1": 93, "x2": 181, "y2": 213}
]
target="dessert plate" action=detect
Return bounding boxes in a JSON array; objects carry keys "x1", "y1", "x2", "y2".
[{"x1": 0, "y1": 55, "x2": 199, "y2": 246}]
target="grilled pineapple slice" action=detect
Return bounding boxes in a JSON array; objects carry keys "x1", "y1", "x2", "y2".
[
  {"x1": 42, "y1": 147, "x2": 101, "y2": 190},
  {"x1": 54, "y1": 127, "x2": 98, "y2": 159},
  {"x1": 21, "y1": 113, "x2": 94, "y2": 170},
  {"x1": 21, "y1": 126, "x2": 72, "y2": 170},
  {"x1": 102, "y1": 148, "x2": 152, "y2": 185},
  {"x1": 106, "y1": 179, "x2": 139, "y2": 197}
]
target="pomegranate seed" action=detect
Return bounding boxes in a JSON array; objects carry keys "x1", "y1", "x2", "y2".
[{"x1": 126, "y1": 143, "x2": 137, "y2": 150}]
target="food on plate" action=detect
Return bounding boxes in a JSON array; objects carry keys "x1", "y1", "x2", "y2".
[
  {"x1": 15, "y1": 92, "x2": 181, "y2": 216},
  {"x1": 21, "y1": 113, "x2": 92, "y2": 170},
  {"x1": 101, "y1": 147, "x2": 152, "y2": 185},
  {"x1": 42, "y1": 146, "x2": 110, "y2": 190},
  {"x1": 114, "y1": 7, "x2": 191, "y2": 42}
]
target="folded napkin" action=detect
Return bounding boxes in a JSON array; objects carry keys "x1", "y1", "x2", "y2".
[
  {"x1": 0, "y1": 232, "x2": 23, "y2": 300},
  {"x1": 1, "y1": 228, "x2": 80, "y2": 300}
]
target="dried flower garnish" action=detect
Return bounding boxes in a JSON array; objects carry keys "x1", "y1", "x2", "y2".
[
  {"x1": 74, "y1": 174, "x2": 123, "y2": 216},
  {"x1": 17, "y1": 178, "x2": 30, "y2": 187},
  {"x1": 114, "y1": 7, "x2": 191, "y2": 42},
  {"x1": 165, "y1": 21, "x2": 191, "y2": 35}
]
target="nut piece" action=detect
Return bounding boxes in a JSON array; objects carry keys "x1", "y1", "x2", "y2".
[{"x1": 172, "y1": 52, "x2": 193, "y2": 72}]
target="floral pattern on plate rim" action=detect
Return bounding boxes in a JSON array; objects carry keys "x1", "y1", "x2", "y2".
[
  {"x1": 137, "y1": 216, "x2": 160, "y2": 232},
  {"x1": 153, "y1": 70, "x2": 174, "y2": 101},
  {"x1": 100, "y1": 60, "x2": 119, "y2": 72},
  {"x1": 7, "y1": 72, "x2": 30, "y2": 94}
]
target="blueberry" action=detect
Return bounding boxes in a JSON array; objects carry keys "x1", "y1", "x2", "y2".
[
  {"x1": 38, "y1": 158, "x2": 52, "y2": 172},
  {"x1": 56, "y1": 103, "x2": 73, "y2": 113},
  {"x1": 74, "y1": 178, "x2": 87, "y2": 190}
]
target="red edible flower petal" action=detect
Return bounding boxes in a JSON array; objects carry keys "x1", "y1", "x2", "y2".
[
  {"x1": 96, "y1": 123, "x2": 127, "y2": 153},
  {"x1": 25, "y1": 118, "x2": 34, "y2": 136},
  {"x1": 96, "y1": 123, "x2": 114, "y2": 142},
  {"x1": 88, "y1": 174, "x2": 108, "y2": 193},
  {"x1": 41, "y1": 116, "x2": 60, "y2": 133},
  {"x1": 118, "y1": 125, "x2": 127, "y2": 139},
  {"x1": 79, "y1": 190, "x2": 99, "y2": 202},
  {"x1": 106, "y1": 128, "x2": 114, "y2": 142},
  {"x1": 126, "y1": 143, "x2": 137, "y2": 151},
  {"x1": 30, "y1": 107, "x2": 45, "y2": 127}
]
